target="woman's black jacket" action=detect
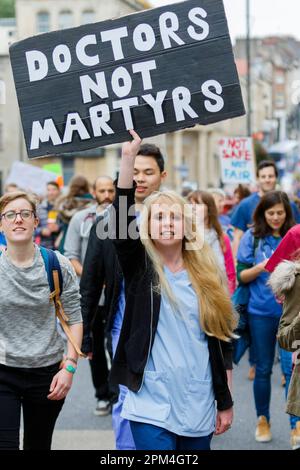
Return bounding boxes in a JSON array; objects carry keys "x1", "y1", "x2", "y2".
[{"x1": 110, "y1": 186, "x2": 234, "y2": 411}]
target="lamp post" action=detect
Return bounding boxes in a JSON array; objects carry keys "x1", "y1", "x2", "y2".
[{"x1": 246, "y1": 0, "x2": 252, "y2": 137}]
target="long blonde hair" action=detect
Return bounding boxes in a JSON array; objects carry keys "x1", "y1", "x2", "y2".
[{"x1": 139, "y1": 190, "x2": 236, "y2": 342}]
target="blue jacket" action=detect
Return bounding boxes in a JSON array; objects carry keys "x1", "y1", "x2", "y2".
[{"x1": 237, "y1": 229, "x2": 282, "y2": 317}]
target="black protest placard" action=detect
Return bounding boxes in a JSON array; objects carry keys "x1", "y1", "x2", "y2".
[{"x1": 9, "y1": 0, "x2": 245, "y2": 159}]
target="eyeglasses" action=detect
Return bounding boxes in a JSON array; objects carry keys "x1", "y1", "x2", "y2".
[{"x1": 0, "y1": 209, "x2": 35, "y2": 222}]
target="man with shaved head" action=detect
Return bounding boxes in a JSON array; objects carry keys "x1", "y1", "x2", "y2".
[
  {"x1": 64, "y1": 175, "x2": 116, "y2": 416},
  {"x1": 93, "y1": 176, "x2": 116, "y2": 212}
]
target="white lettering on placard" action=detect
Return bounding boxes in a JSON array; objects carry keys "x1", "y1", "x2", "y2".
[
  {"x1": 132, "y1": 60, "x2": 157, "y2": 91},
  {"x1": 142, "y1": 91, "x2": 167, "y2": 124},
  {"x1": 26, "y1": 51, "x2": 48, "y2": 82},
  {"x1": 187, "y1": 8, "x2": 209, "y2": 41},
  {"x1": 52, "y1": 45, "x2": 72, "y2": 74},
  {"x1": 202, "y1": 80, "x2": 224, "y2": 112},
  {"x1": 30, "y1": 119, "x2": 61, "y2": 149},
  {"x1": 112, "y1": 97, "x2": 138, "y2": 129},
  {"x1": 90, "y1": 104, "x2": 114, "y2": 136},
  {"x1": 24, "y1": 3, "x2": 234, "y2": 153},
  {"x1": 100, "y1": 27, "x2": 128, "y2": 61},
  {"x1": 133, "y1": 23, "x2": 156, "y2": 52},
  {"x1": 159, "y1": 12, "x2": 185, "y2": 49},
  {"x1": 172, "y1": 87, "x2": 198, "y2": 121},
  {"x1": 63, "y1": 112, "x2": 90, "y2": 143},
  {"x1": 76, "y1": 34, "x2": 99, "y2": 66},
  {"x1": 111, "y1": 67, "x2": 132, "y2": 98},
  {"x1": 80, "y1": 72, "x2": 109, "y2": 104}
]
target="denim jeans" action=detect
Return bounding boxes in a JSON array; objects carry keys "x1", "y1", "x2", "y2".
[
  {"x1": 279, "y1": 348, "x2": 300, "y2": 430},
  {"x1": 130, "y1": 421, "x2": 213, "y2": 450},
  {"x1": 249, "y1": 343, "x2": 256, "y2": 367},
  {"x1": 248, "y1": 314, "x2": 280, "y2": 422}
]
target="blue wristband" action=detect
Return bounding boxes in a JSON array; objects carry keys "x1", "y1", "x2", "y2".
[{"x1": 65, "y1": 364, "x2": 76, "y2": 374}]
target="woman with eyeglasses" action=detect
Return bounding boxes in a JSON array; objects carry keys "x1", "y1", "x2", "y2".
[
  {"x1": 237, "y1": 191, "x2": 296, "y2": 445},
  {"x1": 0, "y1": 191, "x2": 83, "y2": 450}
]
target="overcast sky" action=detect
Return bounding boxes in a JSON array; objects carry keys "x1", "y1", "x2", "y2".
[{"x1": 150, "y1": 0, "x2": 300, "y2": 43}]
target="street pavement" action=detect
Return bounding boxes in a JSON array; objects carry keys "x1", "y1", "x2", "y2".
[{"x1": 52, "y1": 353, "x2": 293, "y2": 450}]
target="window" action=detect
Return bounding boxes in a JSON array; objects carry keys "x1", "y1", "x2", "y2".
[
  {"x1": 58, "y1": 11, "x2": 74, "y2": 30},
  {"x1": 275, "y1": 73, "x2": 285, "y2": 85},
  {"x1": 37, "y1": 11, "x2": 50, "y2": 33},
  {"x1": 81, "y1": 10, "x2": 95, "y2": 25},
  {"x1": 275, "y1": 93, "x2": 285, "y2": 108},
  {"x1": 0, "y1": 123, "x2": 3, "y2": 151}
]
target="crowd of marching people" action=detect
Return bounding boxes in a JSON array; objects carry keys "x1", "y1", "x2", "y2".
[{"x1": 0, "y1": 131, "x2": 300, "y2": 450}]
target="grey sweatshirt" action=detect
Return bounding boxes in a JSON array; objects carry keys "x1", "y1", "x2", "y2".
[
  {"x1": 63, "y1": 204, "x2": 106, "y2": 306},
  {"x1": 0, "y1": 245, "x2": 82, "y2": 368},
  {"x1": 64, "y1": 204, "x2": 98, "y2": 264}
]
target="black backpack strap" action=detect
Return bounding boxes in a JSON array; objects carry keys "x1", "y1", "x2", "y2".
[
  {"x1": 236, "y1": 235, "x2": 261, "y2": 285},
  {"x1": 253, "y1": 236, "x2": 260, "y2": 256}
]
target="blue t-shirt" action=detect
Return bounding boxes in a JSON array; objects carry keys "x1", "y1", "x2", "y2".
[
  {"x1": 231, "y1": 192, "x2": 300, "y2": 232},
  {"x1": 112, "y1": 279, "x2": 125, "y2": 336},
  {"x1": 122, "y1": 267, "x2": 215, "y2": 437},
  {"x1": 237, "y1": 230, "x2": 282, "y2": 317}
]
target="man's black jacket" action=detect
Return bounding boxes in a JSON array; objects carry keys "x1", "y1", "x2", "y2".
[
  {"x1": 110, "y1": 186, "x2": 234, "y2": 412},
  {"x1": 80, "y1": 211, "x2": 122, "y2": 354}
]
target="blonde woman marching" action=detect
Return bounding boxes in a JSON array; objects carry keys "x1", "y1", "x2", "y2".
[
  {"x1": 0, "y1": 191, "x2": 83, "y2": 450},
  {"x1": 110, "y1": 131, "x2": 236, "y2": 451}
]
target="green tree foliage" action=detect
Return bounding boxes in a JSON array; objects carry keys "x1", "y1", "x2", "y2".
[{"x1": 0, "y1": 0, "x2": 15, "y2": 18}]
